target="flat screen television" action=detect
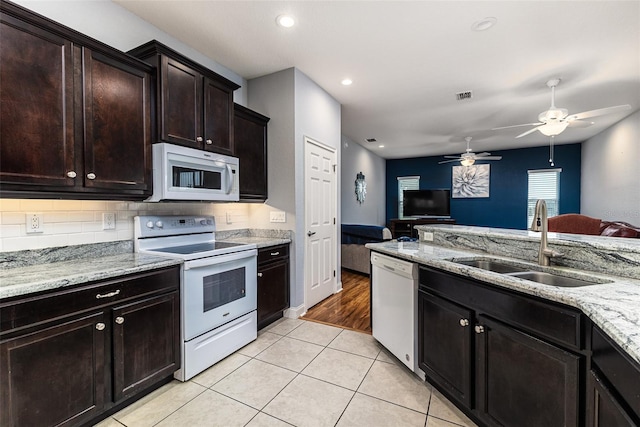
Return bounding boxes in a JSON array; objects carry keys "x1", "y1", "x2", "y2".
[{"x1": 402, "y1": 189, "x2": 451, "y2": 218}]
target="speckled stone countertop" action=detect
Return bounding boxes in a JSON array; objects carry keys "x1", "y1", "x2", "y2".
[
  {"x1": 0, "y1": 231, "x2": 291, "y2": 301},
  {"x1": 0, "y1": 253, "x2": 182, "y2": 300},
  {"x1": 366, "y1": 237, "x2": 640, "y2": 366}
]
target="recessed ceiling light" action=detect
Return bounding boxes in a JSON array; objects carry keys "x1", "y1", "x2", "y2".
[
  {"x1": 276, "y1": 14, "x2": 295, "y2": 28},
  {"x1": 378, "y1": 145, "x2": 385, "y2": 148},
  {"x1": 341, "y1": 78, "x2": 353, "y2": 86},
  {"x1": 471, "y1": 17, "x2": 497, "y2": 32}
]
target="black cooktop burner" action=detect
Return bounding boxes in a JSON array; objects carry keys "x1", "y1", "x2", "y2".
[{"x1": 154, "y1": 241, "x2": 245, "y2": 255}]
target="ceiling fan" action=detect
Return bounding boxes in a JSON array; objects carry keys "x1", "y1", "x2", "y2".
[
  {"x1": 439, "y1": 137, "x2": 502, "y2": 166},
  {"x1": 492, "y1": 78, "x2": 631, "y2": 138}
]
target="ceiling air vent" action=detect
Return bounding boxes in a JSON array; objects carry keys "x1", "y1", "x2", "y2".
[
  {"x1": 456, "y1": 90, "x2": 473, "y2": 101},
  {"x1": 365, "y1": 138, "x2": 377, "y2": 143}
]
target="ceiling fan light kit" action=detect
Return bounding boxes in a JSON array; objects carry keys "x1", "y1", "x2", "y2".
[{"x1": 439, "y1": 137, "x2": 502, "y2": 166}]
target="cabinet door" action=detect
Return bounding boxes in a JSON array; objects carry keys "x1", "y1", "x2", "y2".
[
  {"x1": 203, "y1": 77, "x2": 234, "y2": 155},
  {"x1": 112, "y1": 292, "x2": 180, "y2": 403},
  {"x1": 83, "y1": 48, "x2": 152, "y2": 193},
  {"x1": 587, "y1": 369, "x2": 637, "y2": 427},
  {"x1": 0, "y1": 13, "x2": 75, "y2": 188},
  {"x1": 235, "y1": 105, "x2": 269, "y2": 201},
  {"x1": 257, "y1": 259, "x2": 290, "y2": 330},
  {"x1": 418, "y1": 290, "x2": 473, "y2": 407},
  {"x1": 160, "y1": 56, "x2": 202, "y2": 149},
  {"x1": 475, "y1": 315, "x2": 581, "y2": 427},
  {"x1": 0, "y1": 312, "x2": 107, "y2": 427}
]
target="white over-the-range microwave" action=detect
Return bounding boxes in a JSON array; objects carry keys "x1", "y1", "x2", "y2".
[{"x1": 147, "y1": 143, "x2": 239, "y2": 202}]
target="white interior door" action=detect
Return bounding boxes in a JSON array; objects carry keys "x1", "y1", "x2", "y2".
[{"x1": 304, "y1": 137, "x2": 337, "y2": 309}]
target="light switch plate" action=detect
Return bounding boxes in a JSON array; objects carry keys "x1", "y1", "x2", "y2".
[
  {"x1": 270, "y1": 211, "x2": 286, "y2": 223},
  {"x1": 422, "y1": 231, "x2": 434, "y2": 241}
]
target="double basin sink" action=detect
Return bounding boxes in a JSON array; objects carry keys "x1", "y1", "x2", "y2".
[{"x1": 455, "y1": 259, "x2": 613, "y2": 287}]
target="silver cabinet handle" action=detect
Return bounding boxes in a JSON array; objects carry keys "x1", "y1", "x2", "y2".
[
  {"x1": 67, "y1": 171, "x2": 77, "y2": 178},
  {"x1": 96, "y1": 289, "x2": 120, "y2": 299},
  {"x1": 459, "y1": 319, "x2": 469, "y2": 327},
  {"x1": 270, "y1": 252, "x2": 280, "y2": 256},
  {"x1": 474, "y1": 325, "x2": 485, "y2": 334},
  {"x1": 206, "y1": 139, "x2": 213, "y2": 145},
  {"x1": 196, "y1": 136, "x2": 203, "y2": 142},
  {"x1": 307, "y1": 231, "x2": 316, "y2": 237},
  {"x1": 257, "y1": 272, "x2": 263, "y2": 277},
  {"x1": 96, "y1": 323, "x2": 105, "y2": 331},
  {"x1": 87, "y1": 173, "x2": 96, "y2": 180},
  {"x1": 115, "y1": 316, "x2": 125, "y2": 325}
]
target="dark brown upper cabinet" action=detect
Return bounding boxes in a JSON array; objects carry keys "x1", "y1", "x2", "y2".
[
  {"x1": 0, "y1": 0, "x2": 153, "y2": 200},
  {"x1": 129, "y1": 41, "x2": 240, "y2": 156},
  {"x1": 234, "y1": 104, "x2": 270, "y2": 201}
]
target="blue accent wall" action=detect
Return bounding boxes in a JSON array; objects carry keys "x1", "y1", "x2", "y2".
[{"x1": 386, "y1": 144, "x2": 582, "y2": 229}]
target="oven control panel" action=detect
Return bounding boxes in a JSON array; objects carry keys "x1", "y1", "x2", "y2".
[{"x1": 134, "y1": 215, "x2": 216, "y2": 238}]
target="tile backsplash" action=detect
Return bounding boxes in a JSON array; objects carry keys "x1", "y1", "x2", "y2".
[{"x1": 0, "y1": 199, "x2": 251, "y2": 252}]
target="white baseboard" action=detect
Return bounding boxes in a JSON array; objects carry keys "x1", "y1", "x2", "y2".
[{"x1": 284, "y1": 304, "x2": 305, "y2": 319}]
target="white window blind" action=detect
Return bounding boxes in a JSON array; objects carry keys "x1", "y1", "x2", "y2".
[
  {"x1": 398, "y1": 176, "x2": 420, "y2": 218},
  {"x1": 527, "y1": 169, "x2": 561, "y2": 226}
]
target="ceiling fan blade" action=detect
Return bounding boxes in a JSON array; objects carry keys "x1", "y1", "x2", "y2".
[
  {"x1": 567, "y1": 120, "x2": 593, "y2": 128},
  {"x1": 438, "y1": 159, "x2": 462, "y2": 164},
  {"x1": 567, "y1": 104, "x2": 631, "y2": 121},
  {"x1": 474, "y1": 152, "x2": 492, "y2": 157},
  {"x1": 477, "y1": 156, "x2": 502, "y2": 160},
  {"x1": 443, "y1": 155, "x2": 463, "y2": 159},
  {"x1": 492, "y1": 122, "x2": 542, "y2": 131},
  {"x1": 515, "y1": 126, "x2": 543, "y2": 138}
]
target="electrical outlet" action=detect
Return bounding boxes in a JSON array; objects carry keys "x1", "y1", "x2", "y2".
[
  {"x1": 226, "y1": 211, "x2": 232, "y2": 224},
  {"x1": 422, "y1": 231, "x2": 434, "y2": 242},
  {"x1": 102, "y1": 212, "x2": 116, "y2": 230},
  {"x1": 26, "y1": 213, "x2": 44, "y2": 234},
  {"x1": 270, "y1": 211, "x2": 286, "y2": 223}
]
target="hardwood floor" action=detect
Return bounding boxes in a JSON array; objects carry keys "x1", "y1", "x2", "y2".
[{"x1": 303, "y1": 268, "x2": 371, "y2": 334}]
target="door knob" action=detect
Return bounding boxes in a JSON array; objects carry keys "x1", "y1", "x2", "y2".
[{"x1": 307, "y1": 231, "x2": 316, "y2": 236}]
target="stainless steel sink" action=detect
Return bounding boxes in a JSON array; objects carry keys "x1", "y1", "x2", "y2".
[
  {"x1": 455, "y1": 259, "x2": 529, "y2": 274},
  {"x1": 506, "y1": 271, "x2": 611, "y2": 287}
]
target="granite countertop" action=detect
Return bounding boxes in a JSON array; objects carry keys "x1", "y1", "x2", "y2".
[
  {"x1": 0, "y1": 253, "x2": 182, "y2": 300},
  {"x1": 366, "y1": 239, "x2": 640, "y2": 365},
  {"x1": 220, "y1": 236, "x2": 291, "y2": 249}
]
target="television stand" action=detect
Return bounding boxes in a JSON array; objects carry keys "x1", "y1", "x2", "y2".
[{"x1": 389, "y1": 218, "x2": 456, "y2": 239}]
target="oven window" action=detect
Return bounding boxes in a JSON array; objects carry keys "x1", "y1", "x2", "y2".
[
  {"x1": 172, "y1": 166, "x2": 222, "y2": 190},
  {"x1": 203, "y1": 267, "x2": 246, "y2": 312}
]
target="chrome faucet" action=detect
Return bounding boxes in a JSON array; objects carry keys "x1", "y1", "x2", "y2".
[{"x1": 530, "y1": 199, "x2": 564, "y2": 266}]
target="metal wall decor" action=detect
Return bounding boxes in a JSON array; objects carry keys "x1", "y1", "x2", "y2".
[{"x1": 355, "y1": 171, "x2": 367, "y2": 203}]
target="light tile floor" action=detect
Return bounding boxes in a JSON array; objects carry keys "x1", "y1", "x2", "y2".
[{"x1": 96, "y1": 318, "x2": 478, "y2": 427}]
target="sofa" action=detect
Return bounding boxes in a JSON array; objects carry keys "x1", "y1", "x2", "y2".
[
  {"x1": 341, "y1": 224, "x2": 392, "y2": 275},
  {"x1": 548, "y1": 214, "x2": 640, "y2": 238}
]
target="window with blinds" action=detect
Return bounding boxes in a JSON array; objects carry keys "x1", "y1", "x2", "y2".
[
  {"x1": 527, "y1": 169, "x2": 561, "y2": 226},
  {"x1": 398, "y1": 176, "x2": 420, "y2": 218}
]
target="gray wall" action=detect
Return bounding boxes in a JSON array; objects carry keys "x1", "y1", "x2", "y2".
[
  {"x1": 12, "y1": 0, "x2": 247, "y2": 105},
  {"x1": 581, "y1": 110, "x2": 640, "y2": 224},
  {"x1": 340, "y1": 136, "x2": 387, "y2": 226},
  {"x1": 248, "y1": 68, "x2": 341, "y2": 311}
]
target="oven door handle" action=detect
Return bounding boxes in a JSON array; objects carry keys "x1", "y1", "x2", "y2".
[{"x1": 184, "y1": 248, "x2": 257, "y2": 270}]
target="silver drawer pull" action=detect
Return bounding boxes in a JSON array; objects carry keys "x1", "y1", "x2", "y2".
[
  {"x1": 115, "y1": 316, "x2": 125, "y2": 325},
  {"x1": 270, "y1": 252, "x2": 280, "y2": 256},
  {"x1": 459, "y1": 319, "x2": 469, "y2": 327},
  {"x1": 96, "y1": 323, "x2": 105, "y2": 331},
  {"x1": 475, "y1": 325, "x2": 485, "y2": 334},
  {"x1": 257, "y1": 272, "x2": 263, "y2": 277},
  {"x1": 223, "y1": 312, "x2": 230, "y2": 317},
  {"x1": 87, "y1": 173, "x2": 96, "y2": 180},
  {"x1": 96, "y1": 290, "x2": 120, "y2": 299}
]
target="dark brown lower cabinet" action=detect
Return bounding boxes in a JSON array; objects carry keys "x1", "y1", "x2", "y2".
[
  {"x1": 587, "y1": 370, "x2": 637, "y2": 426},
  {"x1": 0, "y1": 266, "x2": 180, "y2": 427},
  {"x1": 257, "y1": 244, "x2": 290, "y2": 330},
  {"x1": 0, "y1": 312, "x2": 107, "y2": 427},
  {"x1": 476, "y1": 315, "x2": 580, "y2": 427},
  {"x1": 418, "y1": 265, "x2": 585, "y2": 427}
]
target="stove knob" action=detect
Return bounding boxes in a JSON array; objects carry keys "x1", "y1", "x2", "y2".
[
  {"x1": 200, "y1": 219, "x2": 207, "y2": 225},
  {"x1": 155, "y1": 221, "x2": 164, "y2": 228},
  {"x1": 146, "y1": 221, "x2": 154, "y2": 229}
]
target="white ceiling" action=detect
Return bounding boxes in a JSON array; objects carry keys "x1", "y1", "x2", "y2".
[{"x1": 114, "y1": 0, "x2": 640, "y2": 159}]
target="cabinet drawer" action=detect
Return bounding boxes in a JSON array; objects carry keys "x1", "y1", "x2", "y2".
[
  {"x1": 1, "y1": 267, "x2": 180, "y2": 335},
  {"x1": 591, "y1": 326, "x2": 640, "y2": 420},
  {"x1": 258, "y1": 244, "x2": 289, "y2": 264},
  {"x1": 420, "y1": 267, "x2": 583, "y2": 350}
]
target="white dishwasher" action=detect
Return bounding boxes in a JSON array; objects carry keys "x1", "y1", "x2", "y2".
[{"x1": 371, "y1": 251, "x2": 423, "y2": 378}]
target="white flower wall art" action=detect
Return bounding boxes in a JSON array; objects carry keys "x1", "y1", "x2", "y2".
[{"x1": 452, "y1": 164, "x2": 490, "y2": 198}]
